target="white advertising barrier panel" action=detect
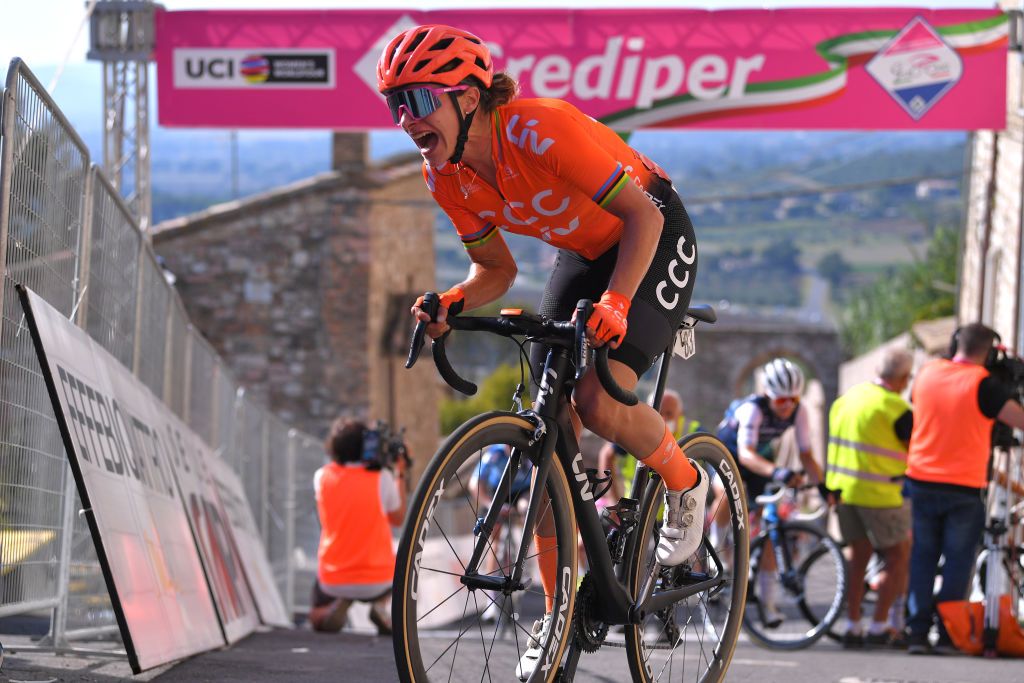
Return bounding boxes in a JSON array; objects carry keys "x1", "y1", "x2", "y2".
[
  {"x1": 207, "y1": 455, "x2": 292, "y2": 627},
  {"x1": 164, "y1": 414, "x2": 261, "y2": 643},
  {"x1": 18, "y1": 286, "x2": 238, "y2": 671}
]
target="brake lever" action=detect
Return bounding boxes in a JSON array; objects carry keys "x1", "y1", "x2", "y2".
[{"x1": 406, "y1": 291, "x2": 439, "y2": 369}]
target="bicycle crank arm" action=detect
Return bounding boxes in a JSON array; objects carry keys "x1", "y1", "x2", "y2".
[
  {"x1": 460, "y1": 572, "x2": 532, "y2": 593},
  {"x1": 633, "y1": 574, "x2": 725, "y2": 620}
]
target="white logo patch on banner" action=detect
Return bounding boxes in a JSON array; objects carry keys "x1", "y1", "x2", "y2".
[{"x1": 865, "y1": 17, "x2": 963, "y2": 120}]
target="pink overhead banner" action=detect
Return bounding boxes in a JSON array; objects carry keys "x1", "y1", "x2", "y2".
[{"x1": 155, "y1": 8, "x2": 1007, "y2": 130}]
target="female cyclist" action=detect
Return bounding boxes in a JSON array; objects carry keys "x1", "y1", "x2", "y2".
[{"x1": 378, "y1": 25, "x2": 705, "y2": 678}]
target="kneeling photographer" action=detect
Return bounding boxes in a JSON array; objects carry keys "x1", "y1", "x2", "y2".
[
  {"x1": 310, "y1": 418, "x2": 409, "y2": 635},
  {"x1": 904, "y1": 323, "x2": 1024, "y2": 654}
]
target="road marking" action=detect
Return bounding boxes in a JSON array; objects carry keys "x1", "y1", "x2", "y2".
[{"x1": 730, "y1": 658, "x2": 798, "y2": 667}]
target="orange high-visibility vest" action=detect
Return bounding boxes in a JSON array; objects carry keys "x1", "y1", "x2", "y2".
[
  {"x1": 907, "y1": 359, "x2": 994, "y2": 489},
  {"x1": 316, "y1": 463, "x2": 395, "y2": 585}
]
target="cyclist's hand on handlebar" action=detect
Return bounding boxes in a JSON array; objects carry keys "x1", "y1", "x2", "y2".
[
  {"x1": 411, "y1": 286, "x2": 465, "y2": 338},
  {"x1": 771, "y1": 467, "x2": 803, "y2": 487},
  {"x1": 581, "y1": 290, "x2": 630, "y2": 349},
  {"x1": 817, "y1": 483, "x2": 840, "y2": 507}
]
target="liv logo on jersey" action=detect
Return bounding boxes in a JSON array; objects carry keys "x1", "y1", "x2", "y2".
[{"x1": 865, "y1": 17, "x2": 963, "y2": 121}]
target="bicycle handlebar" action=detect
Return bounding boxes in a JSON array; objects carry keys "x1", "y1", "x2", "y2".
[
  {"x1": 754, "y1": 480, "x2": 817, "y2": 506},
  {"x1": 405, "y1": 293, "x2": 638, "y2": 406}
]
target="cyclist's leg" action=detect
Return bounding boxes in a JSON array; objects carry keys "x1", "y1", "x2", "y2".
[
  {"x1": 534, "y1": 504, "x2": 558, "y2": 612},
  {"x1": 573, "y1": 178, "x2": 699, "y2": 489}
]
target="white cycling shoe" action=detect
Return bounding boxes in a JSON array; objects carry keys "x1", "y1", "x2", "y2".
[
  {"x1": 656, "y1": 460, "x2": 708, "y2": 566},
  {"x1": 516, "y1": 612, "x2": 551, "y2": 681}
]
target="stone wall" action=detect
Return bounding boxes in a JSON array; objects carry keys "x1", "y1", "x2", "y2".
[
  {"x1": 152, "y1": 159, "x2": 440, "y2": 474},
  {"x1": 960, "y1": 0, "x2": 1023, "y2": 349},
  {"x1": 366, "y1": 168, "x2": 442, "y2": 482}
]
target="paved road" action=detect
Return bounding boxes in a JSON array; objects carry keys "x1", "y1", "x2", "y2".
[{"x1": 2, "y1": 624, "x2": 1021, "y2": 682}]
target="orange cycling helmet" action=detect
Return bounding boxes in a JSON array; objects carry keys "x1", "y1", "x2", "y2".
[{"x1": 377, "y1": 24, "x2": 493, "y2": 93}]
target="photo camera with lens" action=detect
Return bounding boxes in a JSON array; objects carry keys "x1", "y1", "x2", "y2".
[{"x1": 361, "y1": 420, "x2": 411, "y2": 471}]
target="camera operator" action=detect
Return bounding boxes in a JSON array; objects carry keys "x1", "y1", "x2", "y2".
[
  {"x1": 905, "y1": 323, "x2": 1024, "y2": 655},
  {"x1": 309, "y1": 418, "x2": 408, "y2": 636}
]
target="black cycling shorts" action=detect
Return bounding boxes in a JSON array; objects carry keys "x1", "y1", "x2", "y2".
[{"x1": 530, "y1": 176, "x2": 697, "y2": 379}]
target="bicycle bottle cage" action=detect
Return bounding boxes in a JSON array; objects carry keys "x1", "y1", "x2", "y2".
[{"x1": 586, "y1": 468, "x2": 614, "y2": 502}]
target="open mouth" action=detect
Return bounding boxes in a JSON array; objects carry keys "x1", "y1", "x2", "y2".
[{"x1": 411, "y1": 131, "x2": 439, "y2": 155}]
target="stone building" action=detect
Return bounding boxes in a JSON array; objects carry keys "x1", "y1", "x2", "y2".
[
  {"x1": 960, "y1": 1, "x2": 1023, "y2": 349},
  {"x1": 151, "y1": 134, "x2": 440, "y2": 473}
]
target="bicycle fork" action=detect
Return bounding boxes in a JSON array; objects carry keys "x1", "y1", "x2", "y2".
[{"x1": 461, "y1": 412, "x2": 558, "y2": 595}]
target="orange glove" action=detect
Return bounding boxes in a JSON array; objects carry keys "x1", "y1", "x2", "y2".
[
  {"x1": 587, "y1": 290, "x2": 630, "y2": 347},
  {"x1": 414, "y1": 286, "x2": 465, "y2": 317}
]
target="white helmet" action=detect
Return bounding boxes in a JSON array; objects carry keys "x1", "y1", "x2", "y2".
[{"x1": 762, "y1": 358, "x2": 804, "y2": 399}]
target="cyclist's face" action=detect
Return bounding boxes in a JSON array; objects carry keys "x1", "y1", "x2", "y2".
[
  {"x1": 396, "y1": 85, "x2": 470, "y2": 168},
  {"x1": 769, "y1": 396, "x2": 798, "y2": 419}
]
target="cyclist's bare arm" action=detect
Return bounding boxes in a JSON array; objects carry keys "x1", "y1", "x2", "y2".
[
  {"x1": 411, "y1": 232, "x2": 517, "y2": 337},
  {"x1": 602, "y1": 178, "x2": 664, "y2": 303},
  {"x1": 737, "y1": 443, "x2": 776, "y2": 479},
  {"x1": 797, "y1": 449, "x2": 824, "y2": 485}
]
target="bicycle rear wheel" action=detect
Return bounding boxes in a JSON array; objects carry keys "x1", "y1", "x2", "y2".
[
  {"x1": 743, "y1": 521, "x2": 846, "y2": 650},
  {"x1": 392, "y1": 411, "x2": 578, "y2": 683},
  {"x1": 624, "y1": 434, "x2": 749, "y2": 683}
]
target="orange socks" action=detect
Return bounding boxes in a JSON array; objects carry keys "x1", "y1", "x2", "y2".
[
  {"x1": 534, "y1": 533, "x2": 559, "y2": 612},
  {"x1": 640, "y1": 424, "x2": 698, "y2": 491}
]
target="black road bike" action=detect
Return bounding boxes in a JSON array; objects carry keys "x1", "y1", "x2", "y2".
[{"x1": 392, "y1": 295, "x2": 749, "y2": 682}]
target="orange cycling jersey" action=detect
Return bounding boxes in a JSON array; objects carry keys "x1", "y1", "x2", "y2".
[{"x1": 424, "y1": 98, "x2": 670, "y2": 260}]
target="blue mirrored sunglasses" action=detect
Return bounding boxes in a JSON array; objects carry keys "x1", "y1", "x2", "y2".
[{"x1": 386, "y1": 85, "x2": 468, "y2": 125}]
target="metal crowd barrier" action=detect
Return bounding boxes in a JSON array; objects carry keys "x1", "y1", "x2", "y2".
[{"x1": 0, "y1": 59, "x2": 325, "y2": 647}]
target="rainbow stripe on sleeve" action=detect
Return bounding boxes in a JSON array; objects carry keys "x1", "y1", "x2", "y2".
[
  {"x1": 593, "y1": 163, "x2": 629, "y2": 208},
  {"x1": 460, "y1": 222, "x2": 498, "y2": 249}
]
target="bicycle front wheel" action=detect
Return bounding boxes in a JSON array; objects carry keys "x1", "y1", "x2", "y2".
[
  {"x1": 392, "y1": 411, "x2": 578, "y2": 683},
  {"x1": 743, "y1": 520, "x2": 847, "y2": 650},
  {"x1": 624, "y1": 434, "x2": 749, "y2": 683}
]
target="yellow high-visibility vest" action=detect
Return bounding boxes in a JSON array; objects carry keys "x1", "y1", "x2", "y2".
[{"x1": 825, "y1": 382, "x2": 910, "y2": 508}]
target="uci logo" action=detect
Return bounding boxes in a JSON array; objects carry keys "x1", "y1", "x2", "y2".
[
  {"x1": 656, "y1": 234, "x2": 695, "y2": 310},
  {"x1": 184, "y1": 58, "x2": 235, "y2": 80}
]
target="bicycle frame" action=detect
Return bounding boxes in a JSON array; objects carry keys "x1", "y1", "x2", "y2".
[{"x1": 462, "y1": 341, "x2": 725, "y2": 626}]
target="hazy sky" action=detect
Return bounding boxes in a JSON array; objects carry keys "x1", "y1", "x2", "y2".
[{"x1": 1, "y1": 0, "x2": 998, "y2": 71}]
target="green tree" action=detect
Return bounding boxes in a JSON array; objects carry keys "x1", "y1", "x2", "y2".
[
  {"x1": 439, "y1": 364, "x2": 530, "y2": 435},
  {"x1": 840, "y1": 225, "x2": 959, "y2": 355},
  {"x1": 817, "y1": 250, "x2": 851, "y2": 290},
  {"x1": 761, "y1": 237, "x2": 801, "y2": 274}
]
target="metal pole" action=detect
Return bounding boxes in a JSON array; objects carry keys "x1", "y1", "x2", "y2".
[
  {"x1": 74, "y1": 167, "x2": 97, "y2": 328},
  {"x1": 135, "y1": 61, "x2": 150, "y2": 231},
  {"x1": 0, "y1": 80, "x2": 16, "y2": 338},
  {"x1": 47, "y1": 471, "x2": 80, "y2": 648},
  {"x1": 0, "y1": 598, "x2": 61, "y2": 620},
  {"x1": 131, "y1": 238, "x2": 146, "y2": 378},
  {"x1": 230, "y1": 131, "x2": 239, "y2": 199},
  {"x1": 261, "y1": 418, "x2": 271, "y2": 548},
  {"x1": 284, "y1": 430, "x2": 298, "y2": 618}
]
